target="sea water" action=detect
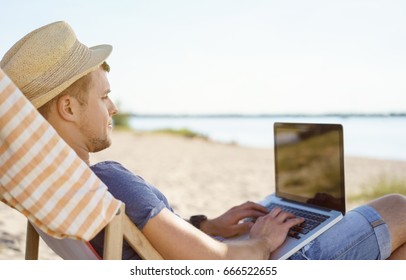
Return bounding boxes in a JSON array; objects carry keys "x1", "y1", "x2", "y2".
[{"x1": 129, "y1": 116, "x2": 406, "y2": 161}]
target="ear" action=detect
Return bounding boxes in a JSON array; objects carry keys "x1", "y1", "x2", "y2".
[{"x1": 56, "y1": 95, "x2": 80, "y2": 122}]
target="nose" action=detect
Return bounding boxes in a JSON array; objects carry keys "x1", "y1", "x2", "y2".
[{"x1": 109, "y1": 98, "x2": 118, "y2": 116}]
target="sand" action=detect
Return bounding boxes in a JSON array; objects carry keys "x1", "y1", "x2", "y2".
[{"x1": 1, "y1": 130, "x2": 406, "y2": 259}]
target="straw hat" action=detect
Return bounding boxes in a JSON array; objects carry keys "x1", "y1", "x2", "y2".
[{"x1": 0, "y1": 21, "x2": 112, "y2": 108}]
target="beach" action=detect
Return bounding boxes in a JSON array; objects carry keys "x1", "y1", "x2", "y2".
[{"x1": 1, "y1": 130, "x2": 406, "y2": 260}]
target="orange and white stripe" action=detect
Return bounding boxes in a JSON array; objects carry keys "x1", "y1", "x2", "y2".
[{"x1": 0, "y1": 68, "x2": 122, "y2": 241}]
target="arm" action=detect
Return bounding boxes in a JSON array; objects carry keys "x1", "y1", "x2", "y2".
[{"x1": 143, "y1": 207, "x2": 303, "y2": 259}]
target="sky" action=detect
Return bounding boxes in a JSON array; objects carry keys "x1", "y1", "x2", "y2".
[{"x1": 1, "y1": 0, "x2": 406, "y2": 115}]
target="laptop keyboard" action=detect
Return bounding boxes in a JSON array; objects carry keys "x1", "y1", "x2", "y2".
[{"x1": 266, "y1": 203, "x2": 329, "y2": 239}]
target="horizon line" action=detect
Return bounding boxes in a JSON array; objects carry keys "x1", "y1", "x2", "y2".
[{"x1": 122, "y1": 112, "x2": 406, "y2": 118}]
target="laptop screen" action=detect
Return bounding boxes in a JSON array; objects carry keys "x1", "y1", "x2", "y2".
[{"x1": 274, "y1": 122, "x2": 346, "y2": 214}]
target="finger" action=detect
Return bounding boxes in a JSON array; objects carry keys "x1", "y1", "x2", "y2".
[
  {"x1": 232, "y1": 209, "x2": 269, "y2": 221},
  {"x1": 233, "y1": 201, "x2": 269, "y2": 214},
  {"x1": 275, "y1": 211, "x2": 296, "y2": 222},
  {"x1": 285, "y1": 217, "x2": 305, "y2": 228},
  {"x1": 231, "y1": 222, "x2": 254, "y2": 236},
  {"x1": 269, "y1": 207, "x2": 282, "y2": 218},
  {"x1": 248, "y1": 210, "x2": 269, "y2": 218},
  {"x1": 241, "y1": 201, "x2": 270, "y2": 213}
]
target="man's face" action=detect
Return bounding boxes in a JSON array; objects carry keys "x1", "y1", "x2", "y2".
[{"x1": 76, "y1": 67, "x2": 117, "y2": 153}]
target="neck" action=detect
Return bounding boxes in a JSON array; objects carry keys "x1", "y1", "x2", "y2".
[
  {"x1": 69, "y1": 142, "x2": 91, "y2": 165},
  {"x1": 46, "y1": 115, "x2": 91, "y2": 165}
]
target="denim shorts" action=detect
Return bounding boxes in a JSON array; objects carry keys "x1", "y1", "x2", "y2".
[{"x1": 288, "y1": 205, "x2": 392, "y2": 260}]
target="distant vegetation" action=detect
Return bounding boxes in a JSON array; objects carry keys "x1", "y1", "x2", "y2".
[
  {"x1": 113, "y1": 113, "x2": 131, "y2": 129},
  {"x1": 112, "y1": 105, "x2": 209, "y2": 140},
  {"x1": 151, "y1": 128, "x2": 208, "y2": 140},
  {"x1": 348, "y1": 176, "x2": 406, "y2": 203}
]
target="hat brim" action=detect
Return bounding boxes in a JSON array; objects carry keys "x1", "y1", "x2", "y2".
[{"x1": 31, "y1": 44, "x2": 112, "y2": 108}]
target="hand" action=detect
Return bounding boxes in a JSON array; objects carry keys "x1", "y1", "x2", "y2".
[
  {"x1": 249, "y1": 207, "x2": 304, "y2": 253},
  {"x1": 200, "y1": 201, "x2": 269, "y2": 238}
]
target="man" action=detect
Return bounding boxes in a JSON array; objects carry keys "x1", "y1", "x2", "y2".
[
  {"x1": 0, "y1": 67, "x2": 121, "y2": 241},
  {"x1": 2, "y1": 21, "x2": 405, "y2": 259}
]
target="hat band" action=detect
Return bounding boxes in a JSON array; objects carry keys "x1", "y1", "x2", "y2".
[{"x1": 23, "y1": 40, "x2": 91, "y2": 103}]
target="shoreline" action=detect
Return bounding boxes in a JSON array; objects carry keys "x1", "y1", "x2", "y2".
[{"x1": 1, "y1": 130, "x2": 406, "y2": 259}]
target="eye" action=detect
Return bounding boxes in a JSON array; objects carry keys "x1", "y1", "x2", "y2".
[{"x1": 101, "y1": 90, "x2": 111, "y2": 100}]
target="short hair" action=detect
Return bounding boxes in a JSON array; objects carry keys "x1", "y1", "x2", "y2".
[{"x1": 38, "y1": 62, "x2": 110, "y2": 118}]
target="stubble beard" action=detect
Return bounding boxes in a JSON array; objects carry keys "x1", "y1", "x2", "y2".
[
  {"x1": 90, "y1": 136, "x2": 112, "y2": 153},
  {"x1": 80, "y1": 123, "x2": 112, "y2": 153}
]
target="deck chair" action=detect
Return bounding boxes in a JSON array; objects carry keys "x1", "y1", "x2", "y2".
[
  {"x1": 0, "y1": 196, "x2": 163, "y2": 260},
  {"x1": 0, "y1": 68, "x2": 162, "y2": 260},
  {"x1": 1, "y1": 192, "x2": 163, "y2": 260},
  {"x1": 25, "y1": 204, "x2": 163, "y2": 260}
]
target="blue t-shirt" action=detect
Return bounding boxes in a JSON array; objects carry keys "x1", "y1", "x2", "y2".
[{"x1": 89, "y1": 161, "x2": 173, "y2": 259}]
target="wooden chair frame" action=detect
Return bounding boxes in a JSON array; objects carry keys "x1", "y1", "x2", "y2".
[{"x1": 24, "y1": 204, "x2": 163, "y2": 260}]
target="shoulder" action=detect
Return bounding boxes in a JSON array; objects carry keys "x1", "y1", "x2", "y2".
[
  {"x1": 90, "y1": 161, "x2": 146, "y2": 187},
  {"x1": 91, "y1": 160, "x2": 129, "y2": 173},
  {"x1": 91, "y1": 161, "x2": 139, "y2": 179},
  {"x1": 90, "y1": 160, "x2": 170, "y2": 206},
  {"x1": 90, "y1": 161, "x2": 173, "y2": 229},
  {"x1": 90, "y1": 161, "x2": 165, "y2": 197}
]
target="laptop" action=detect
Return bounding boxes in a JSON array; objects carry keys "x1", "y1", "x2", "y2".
[{"x1": 229, "y1": 122, "x2": 346, "y2": 259}]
